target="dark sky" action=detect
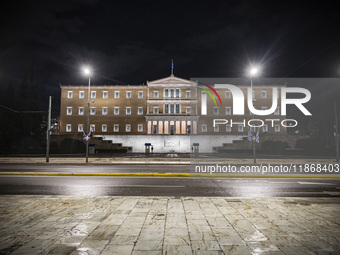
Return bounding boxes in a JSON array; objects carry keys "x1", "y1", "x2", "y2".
[{"x1": 0, "y1": 0, "x2": 339, "y2": 108}]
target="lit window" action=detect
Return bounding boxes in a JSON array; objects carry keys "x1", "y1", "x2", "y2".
[
  {"x1": 213, "y1": 107, "x2": 219, "y2": 115},
  {"x1": 238, "y1": 125, "x2": 244, "y2": 132},
  {"x1": 138, "y1": 91, "x2": 143, "y2": 98},
  {"x1": 226, "y1": 125, "x2": 231, "y2": 132},
  {"x1": 137, "y1": 124, "x2": 143, "y2": 132},
  {"x1": 78, "y1": 108, "x2": 84, "y2": 115},
  {"x1": 103, "y1": 91, "x2": 108, "y2": 99},
  {"x1": 138, "y1": 107, "x2": 143, "y2": 115},
  {"x1": 102, "y1": 108, "x2": 108, "y2": 115},
  {"x1": 226, "y1": 91, "x2": 230, "y2": 99},
  {"x1": 114, "y1": 91, "x2": 120, "y2": 98},
  {"x1": 90, "y1": 107, "x2": 96, "y2": 115},
  {"x1": 126, "y1": 124, "x2": 131, "y2": 132},
  {"x1": 225, "y1": 107, "x2": 231, "y2": 115},
  {"x1": 114, "y1": 124, "x2": 119, "y2": 132},
  {"x1": 154, "y1": 91, "x2": 159, "y2": 98},
  {"x1": 67, "y1": 107, "x2": 72, "y2": 115},
  {"x1": 78, "y1": 124, "x2": 83, "y2": 132},
  {"x1": 126, "y1": 91, "x2": 131, "y2": 99},
  {"x1": 275, "y1": 124, "x2": 280, "y2": 132},
  {"x1": 153, "y1": 107, "x2": 159, "y2": 114},
  {"x1": 214, "y1": 125, "x2": 219, "y2": 132},
  {"x1": 102, "y1": 124, "x2": 107, "y2": 132},
  {"x1": 91, "y1": 91, "x2": 96, "y2": 99},
  {"x1": 67, "y1": 91, "x2": 73, "y2": 99},
  {"x1": 186, "y1": 107, "x2": 191, "y2": 114},
  {"x1": 126, "y1": 107, "x2": 131, "y2": 115},
  {"x1": 274, "y1": 107, "x2": 280, "y2": 115},
  {"x1": 90, "y1": 124, "x2": 95, "y2": 132},
  {"x1": 66, "y1": 124, "x2": 71, "y2": 132},
  {"x1": 202, "y1": 125, "x2": 207, "y2": 132},
  {"x1": 186, "y1": 91, "x2": 191, "y2": 98},
  {"x1": 79, "y1": 91, "x2": 84, "y2": 99},
  {"x1": 114, "y1": 107, "x2": 119, "y2": 115},
  {"x1": 262, "y1": 125, "x2": 268, "y2": 132}
]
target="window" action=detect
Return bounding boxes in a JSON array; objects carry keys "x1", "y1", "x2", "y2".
[
  {"x1": 226, "y1": 91, "x2": 230, "y2": 99},
  {"x1": 274, "y1": 107, "x2": 280, "y2": 115},
  {"x1": 252, "y1": 91, "x2": 255, "y2": 99},
  {"x1": 78, "y1": 108, "x2": 84, "y2": 115},
  {"x1": 176, "y1": 88, "x2": 180, "y2": 98},
  {"x1": 213, "y1": 107, "x2": 219, "y2": 115},
  {"x1": 238, "y1": 125, "x2": 244, "y2": 132},
  {"x1": 175, "y1": 104, "x2": 180, "y2": 114},
  {"x1": 91, "y1": 91, "x2": 96, "y2": 99},
  {"x1": 164, "y1": 89, "x2": 169, "y2": 98},
  {"x1": 126, "y1": 91, "x2": 131, "y2": 99},
  {"x1": 79, "y1": 91, "x2": 84, "y2": 99},
  {"x1": 153, "y1": 106, "x2": 159, "y2": 114},
  {"x1": 67, "y1": 91, "x2": 73, "y2": 99},
  {"x1": 67, "y1": 107, "x2": 72, "y2": 115},
  {"x1": 261, "y1": 91, "x2": 267, "y2": 98},
  {"x1": 138, "y1": 107, "x2": 143, "y2": 115},
  {"x1": 102, "y1": 107, "x2": 108, "y2": 115},
  {"x1": 170, "y1": 89, "x2": 174, "y2": 98},
  {"x1": 262, "y1": 125, "x2": 268, "y2": 132},
  {"x1": 226, "y1": 125, "x2": 231, "y2": 132},
  {"x1": 138, "y1": 91, "x2": 143, "y2": 98},
  {"x1": 186, "y1": 107, "x2": 191, "y2": 114},
  {"x1": 114, "y1": 124, "x2": 119, "y2": 132},
  {"x1": 170, "y1": 104, "x2": 174, "y2": 114},
  {"x1": 202, "y1": 124, "x2": 207, "y2": 132},
  {"x1": 90, "y1": 107, "x2": 96, "y2": 115},
  {"x1": 114, "y1": 91, "x2": 120, "y2": 98},
  {"x1": 66, "y1": 124, "x2": 71, "y2": 132},
  {"x1": 103, "y1": 91, "x2": 108, "y2": 99},
  {"x1": 164, "y1": 104, "x2": 169, "y2": 114},
  {"x1": 214, "y1": 125, "x2": 219, "y2": 132},
  {"x1": 126, "y1": 107, "x2": 131, "y2": 115},
  {"x1": 225, "y1": 107, "x2": 231, "y2": 115},
  {"x1": 78, "y1": 124, "x2": 83, "y2": 132},
  {"x1": 261, "y1": 106, "x2": 267, "y2": 110},
  {"x1": 275, "y1": 124, "x2": 280, "y2": 132},
  {"x1": 126, "y1": 124, "x2": 131, "y2": 132},
  {"x1": 186, "y1": 91, "x2": 191, "y2": 98},
  {"x1": 102, "y1": 124, "x2": 107, "y2": 132},
  {"x1": 137, "y1": 124, "x2": 143, "y2": 132},
  {"x1": 154, "y1": 90, "x2": 159, "y2": 98},
  {"x1": 90, "y1": 124, "x2": 95, "y2": 132},
  {"x1": 114, "y1": 107, "x2": 119, "y2": 115}
]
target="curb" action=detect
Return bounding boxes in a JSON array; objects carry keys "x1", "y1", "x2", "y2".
[{"x1": 0, "y1": 172, "x2": 339, "y2": 178}]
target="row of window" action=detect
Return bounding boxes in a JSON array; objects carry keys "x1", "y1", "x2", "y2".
[
  {"x1": 203, "y1": 124, "x2": 281, "y2": 133},
  {"x1": 213, "y1": 107, "x2": 280, "y2": 115},
  {"x1": 66, "y1": 124, "x2": 144, "y2": 133},
  {"x1": 67, "y1": 91, "x2": 144, "y2": 99},
  {"x1": 67, "y1": 90, "x2": 271, "y2": 100}
]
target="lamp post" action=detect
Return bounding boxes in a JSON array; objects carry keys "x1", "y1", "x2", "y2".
[
  {"x1": 249, "y1": 67, "x2": 259, "y2": 164},
  {"x1": 84, "y1": 67, "x2": 91, "y2": 163}
]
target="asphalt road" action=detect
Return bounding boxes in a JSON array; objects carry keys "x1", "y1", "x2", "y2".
[{"x1": 0, "y1": 175, "x2": 339, "y2": 197}]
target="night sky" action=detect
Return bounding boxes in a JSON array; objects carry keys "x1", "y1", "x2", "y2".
[{"x1": 1, "y1": 0, "x2": 339, "y2": 109}]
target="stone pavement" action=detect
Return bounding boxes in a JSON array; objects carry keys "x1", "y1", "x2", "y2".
[{"x1": 0, "y1": 196, "x2": 339, "y2": 255}]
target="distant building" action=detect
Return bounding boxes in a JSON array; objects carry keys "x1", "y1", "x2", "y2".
[{"x1": 59, "y1": 75, "x2": 286, "y2": 152}]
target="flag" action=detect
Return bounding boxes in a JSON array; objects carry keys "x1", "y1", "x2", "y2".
[
  {"x1": 255, "y1": 129, "x2": 260, "y2": 143},
  {"x1": 248, "y1": 130, "x2": 252, "y2": 142},
  {"x1": 171, "y1": 59, "x2": 174, "y2": 75}
]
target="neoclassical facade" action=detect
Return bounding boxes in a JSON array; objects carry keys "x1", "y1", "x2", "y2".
[{"x1": 60, "y1": 75, "x2": 286, "y2": 152}]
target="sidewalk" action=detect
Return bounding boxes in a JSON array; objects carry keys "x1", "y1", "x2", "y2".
[
  {"x1": 0, "y1": 196, "x2": 339, "y2": 254},
  {"x1": 0, "y1": 157, "x2": 337, "y2": 165}
]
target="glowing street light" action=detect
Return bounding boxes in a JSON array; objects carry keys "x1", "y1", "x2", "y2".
[{"x1": 83, "y1": 67, "x2": 91, "y2": 163}]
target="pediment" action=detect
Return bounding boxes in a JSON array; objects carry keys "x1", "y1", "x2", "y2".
[{"x1": 148, "y1": 75, "x2": 195, "y2": 86}]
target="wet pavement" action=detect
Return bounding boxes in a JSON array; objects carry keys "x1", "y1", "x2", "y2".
[{"x1": 0, "y1": 195, "x2": 339, "y2": 254}]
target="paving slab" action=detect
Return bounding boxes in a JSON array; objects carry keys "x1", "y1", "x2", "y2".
[{"x1": 0, "y1": 196, "x2": 339, "y2": 254}]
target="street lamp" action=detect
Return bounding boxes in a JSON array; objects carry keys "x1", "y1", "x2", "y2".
[
  {"x1": 83, "y1": 67, "x2": 91, "y2": 163},
  {"x1": 249, "y1": 66, "x2": 260, "y2": 164}
]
